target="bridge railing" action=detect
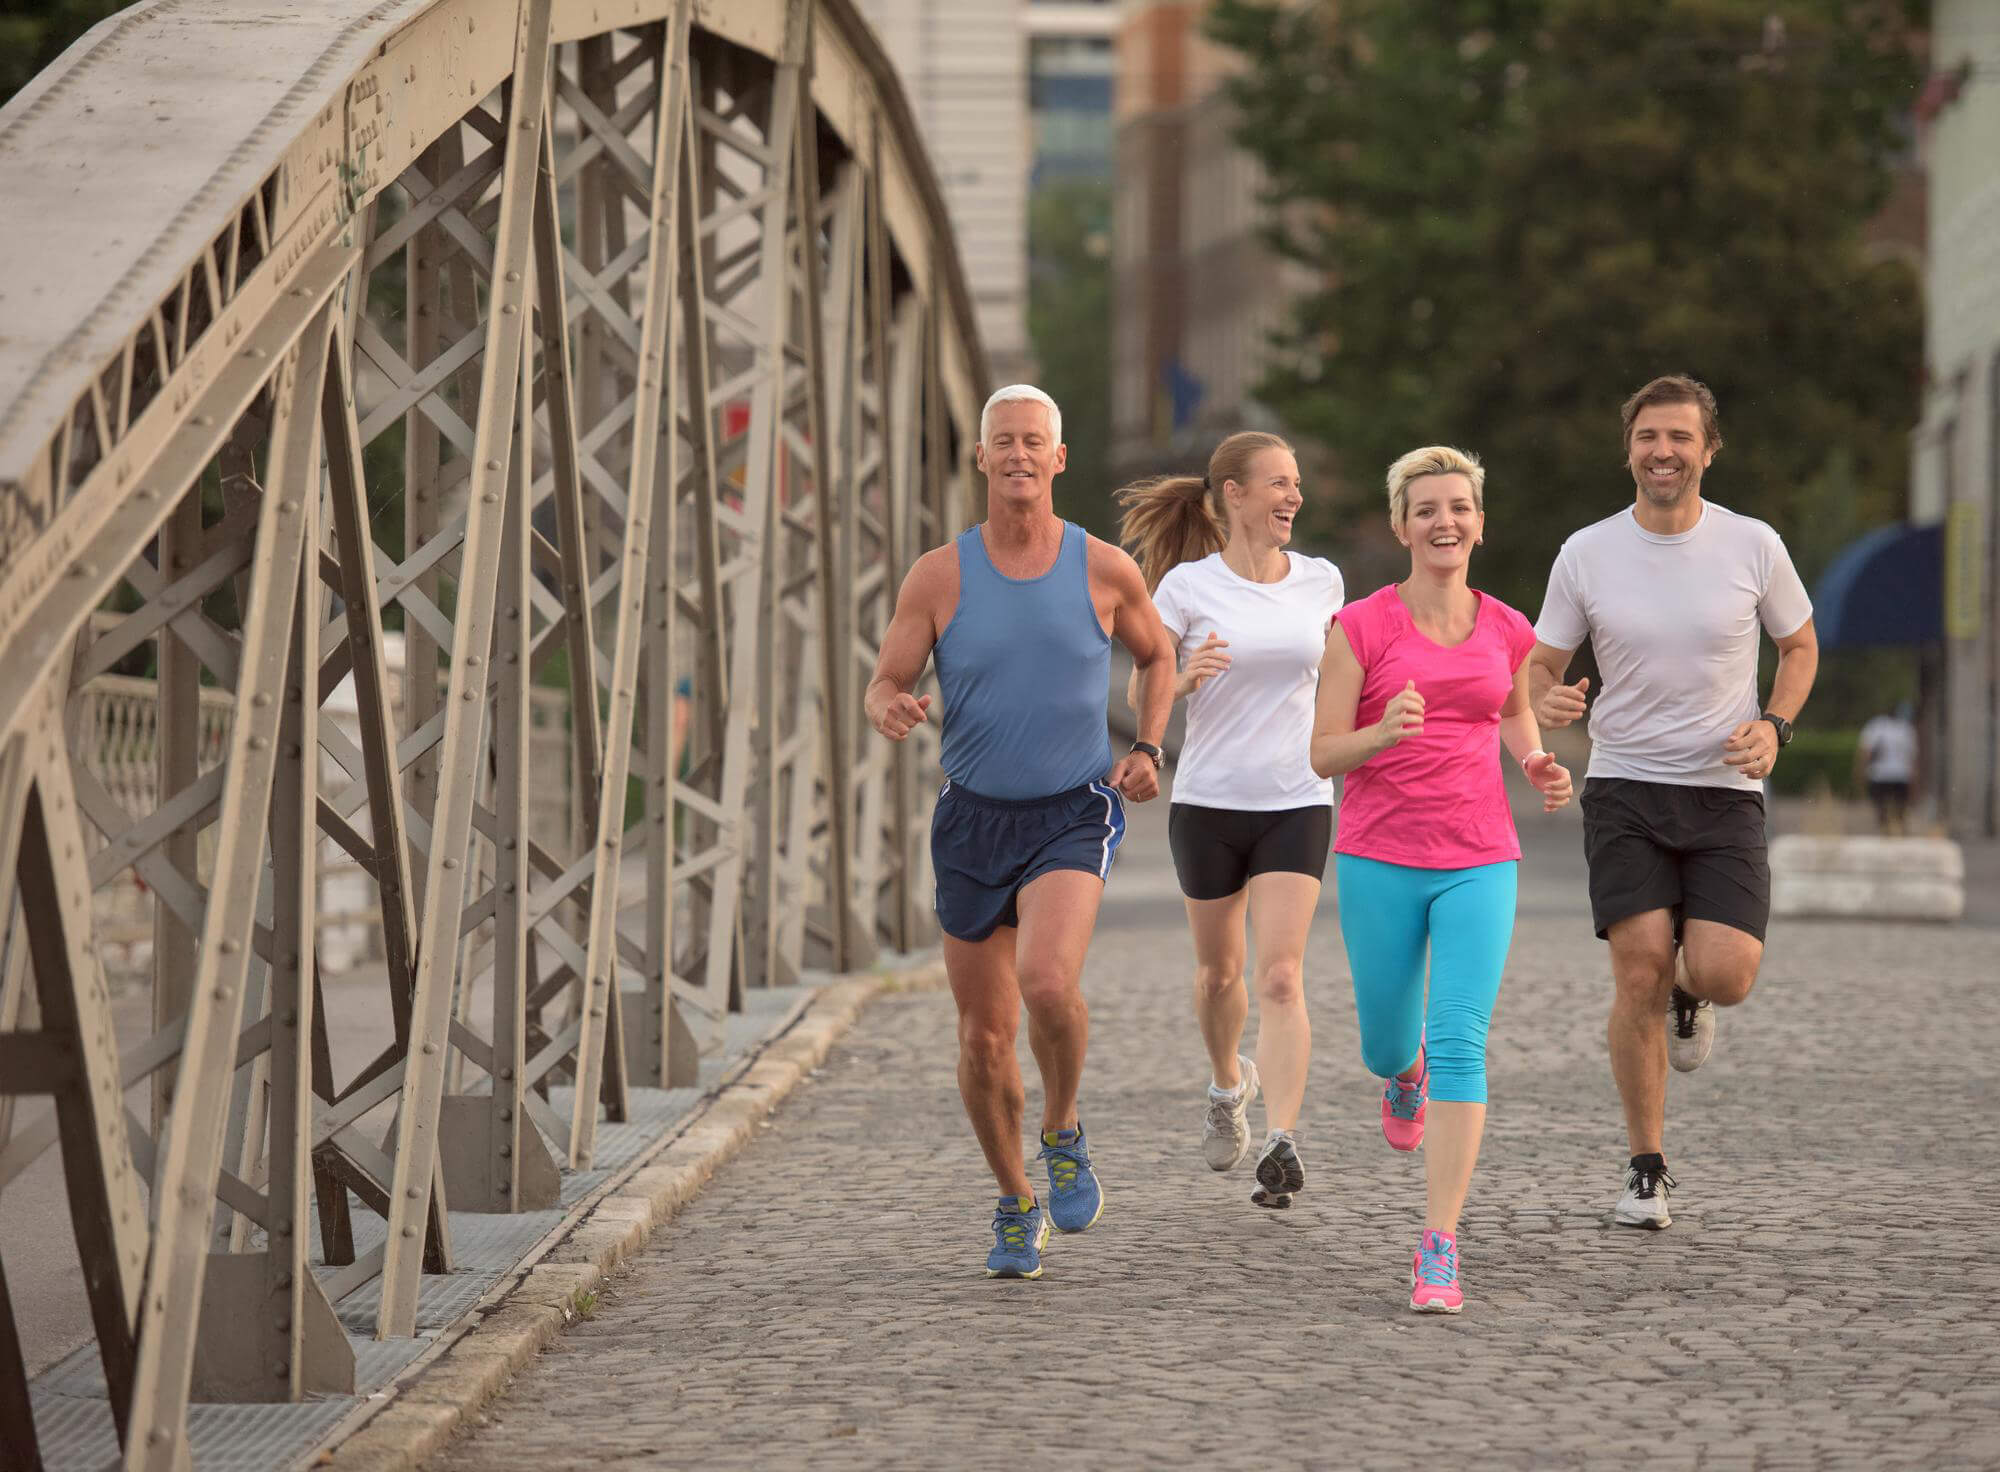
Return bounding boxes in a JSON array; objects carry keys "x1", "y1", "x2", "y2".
[{"x1": 0, "y1": 2, "x2": 984, "y2": 1466}]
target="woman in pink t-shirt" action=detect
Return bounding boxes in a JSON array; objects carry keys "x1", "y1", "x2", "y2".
[{"x1": 1309, "y1": 445, "x2": 1572, "y2": 1314}]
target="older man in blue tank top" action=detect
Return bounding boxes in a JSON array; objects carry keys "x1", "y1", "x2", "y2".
[{"x1": 866, "y1": 384, "x2": 1176, "y2": 1280}]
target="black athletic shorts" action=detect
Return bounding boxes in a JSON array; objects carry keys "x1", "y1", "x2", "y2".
[
  {"x1": 1580, "y1": 778, "x2": 1769, "y2": 942},
  {"x1": 1167, "y1": 802, "x2": 1332, "y2": 901}
]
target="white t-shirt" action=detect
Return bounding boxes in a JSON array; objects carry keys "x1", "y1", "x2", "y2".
[
  {"x1": 1152, "y1": 551, "x2": 1345, "y2": 810},
  {"x1": 1534, "y1": 502, "x2": 1812, "y2": 791},
  {"x1": 1859, "y1": 715, "x2": 1917, "y2": 782}
]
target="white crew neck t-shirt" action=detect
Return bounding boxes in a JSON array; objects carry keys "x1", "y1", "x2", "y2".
[
  {"x1": 1152, "y1": 551, "x2": 1345, "y2": 810},
  {"x1": 1534, "y1": 502, "x2": 1812, "y2": 791}
]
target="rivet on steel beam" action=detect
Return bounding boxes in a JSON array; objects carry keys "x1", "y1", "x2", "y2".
[
  {"x1": 500, "y1": 1146, "x2": 513, "y2": 1158},
  {"x1": 221, "y1": 939, "x2": 240, "y2": 954},
  {"x1": 406, "y1": 1188, "x2": 420, "y2": 1199},
  {"x1": 422, "y1": 1042, "x2": 437, "y2": 1055},
  {"x1": 443, "y1": 857, "x2": 459, "y2": 870},
  {"x1": 274, "y1": 1365, "x2": 289, "y2": 1380},
  {"x1": 253, "y1": 693, "x2": 273, "y2": 707},
  {"x1": 502, "y1": 303, "x2": 517, "y2": 315},
  {"x1": 505, "y1": 271, "x2": 521, "y2": 283},
  {"x1": 500, "y1": 1109, "x2": 513, "y2": 1122},
  {"x1": 487, "y1": 460, "x2": 502, "y2": 470},
  {"x1": 279, "y1": 1009, "x2": 297, "y2": 1025},
  {"x1": 251, "y1": 736, "x2": 269, "y2": 750},
  {"x1": 500, "y1": 1068, "x2": 515, "y2": 1081},
  {"x1": 482, "y1": 492, "x2": 499, "y2": 504},
  {"x1": 402, "y1": 1226, "x2": 418, "y2": 1238},
  {"x1": 281, "y1": 500, "x2": 299, "y2": 513}
]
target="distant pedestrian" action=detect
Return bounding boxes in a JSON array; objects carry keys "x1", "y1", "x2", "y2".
[
  {"x1": 1115, "y1": 431, "x2": 1344, "y2": 1209},
  {"x1": 865, "y1": 384, "x2": 1176, "y2": 1280},
  {"x1": 1310, "y1": 445, "x2": 1571, "y2": 1313},
  {"x1": 1855, "y1": 703, "x2": 1917, "y2": 834},
  {"x1": 1527, "y1": 374, "x2": 1818, "y2": 1231}
]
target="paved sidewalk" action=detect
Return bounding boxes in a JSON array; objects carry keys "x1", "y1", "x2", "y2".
[{"x1": 430, "y1": 796, "x2": 2000, "y2": 1471}]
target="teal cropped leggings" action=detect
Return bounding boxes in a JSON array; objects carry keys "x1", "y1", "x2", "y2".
[{"x1": 1334, "y1": 855, "x2": 1518, "y2": 1104}]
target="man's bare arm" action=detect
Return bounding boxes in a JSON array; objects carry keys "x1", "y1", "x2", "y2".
[
  {"x1": 1765, "y1": 618, "x2": 1818, "y2": 723},
  {"x1": 1106, "y1": 552, "x2": 1175, "y2": 748},
  {"x1": 864, "y1": 549, "x2": 950, "y2": 740}
]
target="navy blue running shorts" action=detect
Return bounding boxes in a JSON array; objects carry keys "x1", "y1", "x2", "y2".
[{"x1": 930, "y1": 779, "x2": 1127, "y2": 942}]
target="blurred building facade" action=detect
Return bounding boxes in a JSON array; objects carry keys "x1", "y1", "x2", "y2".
[
  {"x1": 1108, "y1": 0, "x2": 1310, "y2": 474},
  {"x1": 1911, "y1": 0, "x2": 2000, "y2": 836},
  {"x1": 1029, "y1": 2, "x2": 1118, "y2": 186},
  {"x1": 853, "y1": 0, "x2": 1032, "y2": 384}
]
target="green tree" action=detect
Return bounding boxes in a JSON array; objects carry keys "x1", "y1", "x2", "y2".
[
  {"x1": 1205, "y1": 0, "x2": 1923, "y2": 616},
  {"x1": 1028, "y1": 178, "x2": 1116, "y2": 538},
  {"x1": 1, "y1": 2, "x2": 129, "y2": 104}
]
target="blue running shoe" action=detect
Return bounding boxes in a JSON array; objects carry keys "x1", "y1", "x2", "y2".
[
  {"x1": 1038, "y1": 1123, "x2": 1104, "y2": 1233},
  {"x1": 986, "y1": 1195, "x2": 1049, "y2": 1279}
]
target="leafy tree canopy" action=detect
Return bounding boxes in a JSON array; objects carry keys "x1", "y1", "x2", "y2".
[{"x1": 1205, "y1": 0, "x2": 1923, "y2": 616}]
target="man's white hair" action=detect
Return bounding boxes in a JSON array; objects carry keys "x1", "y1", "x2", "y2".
[{"x1": 980, "y1": 384, "x2": 1062, "y2": 447}]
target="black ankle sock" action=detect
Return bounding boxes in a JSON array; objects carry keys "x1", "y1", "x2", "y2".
[{"x1": 1630, "y1": 1152, "x2": 1666, "y2": 1172}]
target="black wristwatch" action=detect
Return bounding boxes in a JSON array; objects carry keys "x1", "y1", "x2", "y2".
[
  {"x1": 1129, "y1": 740, "x2": 1164, "y2": 771},
  {"x1": 1759, "y1": 712, "x2": 1794, "y2": 747}
]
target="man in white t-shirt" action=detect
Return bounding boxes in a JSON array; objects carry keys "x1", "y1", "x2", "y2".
[
  {"x1": 1855, "y1": 704, "x2": 1918, "y2": 834},
  {"x1": 1527, "y1": 374, "x2": 1819, "y2": 1231}
]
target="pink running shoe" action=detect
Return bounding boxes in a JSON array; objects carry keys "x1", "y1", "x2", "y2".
[
  {"x1": 1410, "y1": 1229, "x2": 1463, "y2": 1314},
  {"x1": 1381, "y1": 1048, "x2": 1426, "y2": 1152}
]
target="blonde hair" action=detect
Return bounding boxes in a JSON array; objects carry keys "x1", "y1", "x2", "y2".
[
  {"x1": 1385, "y1": 445, "x2": 1485, "y2": 529},
  {"x1": 1115, "y1": 431, "x2": 1295, "y2": 591}
]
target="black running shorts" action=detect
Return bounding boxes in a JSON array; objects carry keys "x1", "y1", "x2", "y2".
[
  {"x1": 1167, "y1": 802, "x2": 1332, "y2": 902},
  {"x1": 1580, "y1": 777, "x2": 1769, "y2": 942}
]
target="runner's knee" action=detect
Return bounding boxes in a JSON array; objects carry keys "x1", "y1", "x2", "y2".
[
  {"x1": 1687, "y1": 961, "x2": 1755, "y2": 1007},
  {"x1": 1192, "y1": 959, "x2": 1244, "y2": 1003},
  {"x1": 1015, "y1": 961, "x2": 1081, "y2": 1016},
  {"x1": 1359, "y1": 1030, "x2": 1419, "y2": 1082},
  {"x1": 957, "y1": 1016, "x2": 1016, "y2": 1071},
  {"x1": 1254, "y1": 955, "x2": 1303, "y2": 1007}
]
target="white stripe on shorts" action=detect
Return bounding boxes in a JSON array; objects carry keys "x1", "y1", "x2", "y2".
[{"x1": 1088, "y1": 781, "x2": 1120, "y2": 878}]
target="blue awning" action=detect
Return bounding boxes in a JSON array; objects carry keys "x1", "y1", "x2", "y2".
[{"x1": 1812, "y1": 521, "x2": 1942, "y2": 649}]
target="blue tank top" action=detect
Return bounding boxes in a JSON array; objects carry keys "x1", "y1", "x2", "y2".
[{"x1": 934, "y1": 522, "x2": 1114, "y2": 800}]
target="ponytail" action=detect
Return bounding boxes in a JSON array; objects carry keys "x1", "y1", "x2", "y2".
[
  {"x1": 1114, "y1": 474, "x2": 1225, "y2": 591},
  {"x1": 1113, "y1": 430, "x2": 1296, "y2": 591}
]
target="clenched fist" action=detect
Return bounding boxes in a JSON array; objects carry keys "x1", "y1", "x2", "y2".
[
  {"x1": 872, "y1": 691, "x2": 931, "y2": 741},
  {"x1": 1536, "y1": 673, "x2": 1590, "y2": 729},
  {"x1": 1376, "y1": 679, "x2": 1424, "y2": 749}
]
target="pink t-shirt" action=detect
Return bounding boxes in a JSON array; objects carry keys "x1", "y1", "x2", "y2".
[{"x1": 1332, "y1": 585, "x2": 1537, "y2": 870}]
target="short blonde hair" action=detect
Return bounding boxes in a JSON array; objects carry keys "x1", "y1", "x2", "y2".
[{"x1": 1386, "y1": 445, "x2": 1485, "y2": 529}]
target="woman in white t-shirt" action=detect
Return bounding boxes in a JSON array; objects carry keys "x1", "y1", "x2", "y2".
[{"x1": 1116, "y1": 432, "x2": 1344, "y2": 1207}]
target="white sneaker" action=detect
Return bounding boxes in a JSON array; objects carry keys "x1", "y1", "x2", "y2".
[
  {"x1": 1667, "y1": 983, "x2": 1714, "y2": 1073},
  {"x1": 1613, "y1": 1158, "x2": 1677, "y2": 1229},
  {"x1": 1201, "y1": 1056, "x2": 1259, "y2": 1171}
]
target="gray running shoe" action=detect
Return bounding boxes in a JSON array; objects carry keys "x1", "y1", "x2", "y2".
[
  {"x1": 1613, "y1": 1158, "x2": 1676, "y2": 1230},
  {"x1": 1667, "y1": 983, "x2": 1714, "y2": 1073},
  {"x1": 1201, "y1": 1056, "x2": 1260, "y2": 1171},
  {"x1": 1251, "y1": 1130, "x2": 1305, "y2": 1210}
]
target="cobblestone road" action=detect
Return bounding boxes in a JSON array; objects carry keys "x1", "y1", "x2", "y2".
[{"x1": 432, "y1": 795, "x2": 2000, "y2": 1470}]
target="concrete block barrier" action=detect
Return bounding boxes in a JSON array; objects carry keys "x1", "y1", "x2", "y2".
[{"x1": 1770, "y1": 835, "x2": 1964, "y2": 921}]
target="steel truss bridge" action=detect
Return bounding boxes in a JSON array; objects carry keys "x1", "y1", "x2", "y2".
[{"x1": 0, "y1": 1, "x2": 983, "y2": 1465}]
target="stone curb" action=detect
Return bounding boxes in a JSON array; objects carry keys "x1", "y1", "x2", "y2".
[{"x1": 306, "y1": 959, "x2": 946, "y2": 1472}]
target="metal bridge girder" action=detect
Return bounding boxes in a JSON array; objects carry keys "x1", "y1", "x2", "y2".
[{"x1": 0, "y1": 1, "x2": 984, "y2": 1465}]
